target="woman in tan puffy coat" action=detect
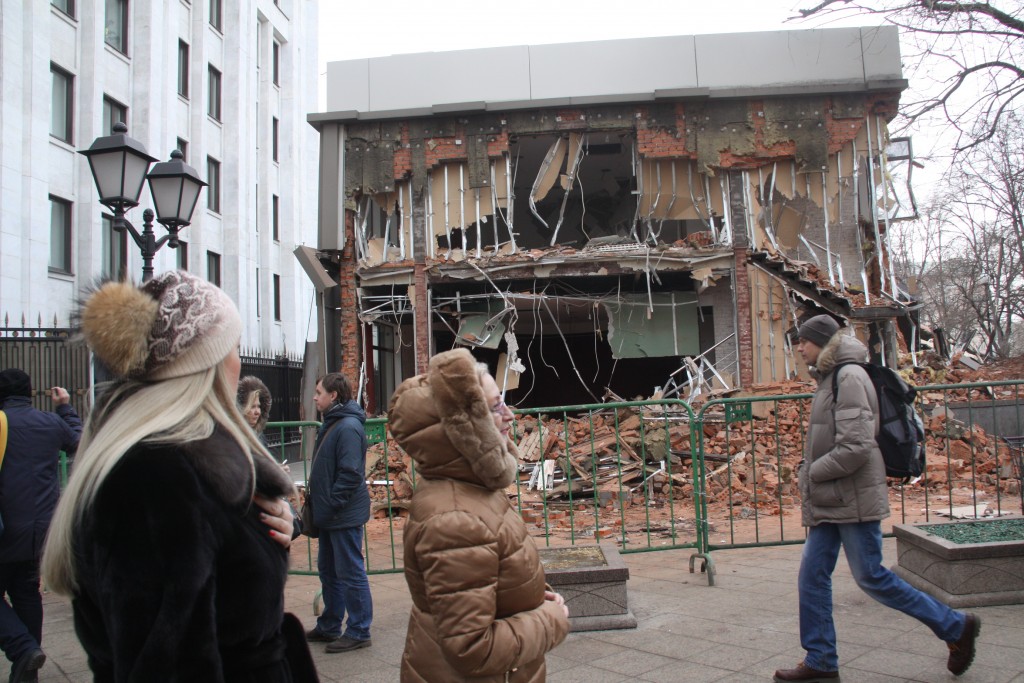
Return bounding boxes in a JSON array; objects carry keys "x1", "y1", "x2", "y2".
[{"x1": 388, "y1": 348, "x2": 569, "y2": 682}]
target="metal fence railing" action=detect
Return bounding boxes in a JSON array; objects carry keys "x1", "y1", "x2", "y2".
[{"x1": 271, "y1": 379, "x2": 1024, "y2": 586}]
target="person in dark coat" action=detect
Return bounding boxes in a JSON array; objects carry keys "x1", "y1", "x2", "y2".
[
  {"x1": 304, "y1": 373, "x2": 373, "y2": 654},
  {"x1": 0, "y1": 369, "x2": 81, "y2": 683},
  {"x1": 40, "y1": 271, "x2": 318, "y2": 683}
]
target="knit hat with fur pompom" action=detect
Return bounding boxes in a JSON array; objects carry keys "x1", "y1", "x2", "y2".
[{"x1": 81, "y1": 270, "x2": 242, "y2": 381}]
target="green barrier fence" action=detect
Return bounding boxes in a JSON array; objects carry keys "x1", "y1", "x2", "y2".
[{"x1": 270, "y1": 379, "x2": 1024, "y2": 587}]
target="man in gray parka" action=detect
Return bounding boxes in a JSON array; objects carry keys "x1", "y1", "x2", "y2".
[{"x1": 773, "y1": 315, "x2": 980, "y2": 683}]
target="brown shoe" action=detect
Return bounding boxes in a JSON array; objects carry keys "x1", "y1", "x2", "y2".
[
  {"x1": 947, "y1": 613, "x2": 981, "y2": 676},
  {"x1": 773, "y1": 661, "x2": 840, "y2": 682}
]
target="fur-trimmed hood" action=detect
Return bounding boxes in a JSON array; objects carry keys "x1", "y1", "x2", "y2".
[
  {"x1": 388, "y1": 348, "x2": 518, "y2": 490},
  {"x1": 237, "y1": 375, "x2": 272, "y2": 434},
  {"x1": 811, "y1": 331, "x2": 869, "y2": 379}
]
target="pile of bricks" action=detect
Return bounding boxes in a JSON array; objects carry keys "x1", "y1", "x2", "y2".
[{"x1": 361, "y1": 383, "x2": 1021, "y2": 522}]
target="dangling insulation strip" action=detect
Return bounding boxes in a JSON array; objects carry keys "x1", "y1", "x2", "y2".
[
  {"x1": 529, "y1": 137, "x2": 566, "y2": 230},
  {"x1": 550, "y1": 133, "x2": 586, "y2": 246},
  {"x1": 875, "y1": 114, "x2": 899, "y2": 296}
]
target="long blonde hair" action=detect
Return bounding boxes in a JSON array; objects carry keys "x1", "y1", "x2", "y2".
[{"x1": 41, "y1": 362, "x2": 272, "y2": 595}]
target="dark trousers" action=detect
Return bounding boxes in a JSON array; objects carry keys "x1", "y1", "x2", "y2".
[{"x1": 0, "y1": 561, "x2": 42, "y2": 663}]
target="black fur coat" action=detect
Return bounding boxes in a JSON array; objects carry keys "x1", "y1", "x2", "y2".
[{"x1": 70, "y1": 427, "x2": 316, "y2": 682}]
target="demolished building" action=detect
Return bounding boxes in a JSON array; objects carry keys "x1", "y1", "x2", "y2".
[{"x1": 308, "y1": 27, "x2": 916, "y2": 413}]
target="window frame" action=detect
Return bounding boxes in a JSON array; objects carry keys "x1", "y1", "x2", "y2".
[
  {"x1": 102, "y1": 95, "x2": 128, "y2": 136},
  {"x1": 101, "y1": 213, "x2": 128, "y2": 281},
  {"x1": 177, "y1": 40, "x2": 190, "y2": 99},
  {"x1": 206, "y1": 156, "x2": 221, "y2": 213},
  {"x1": 52, "y1": 0, "x2": 75, "y2": 19},
  {"x1": 272, "y1": 194, "x2": 280, "y2": 241},
  {"x1": 49, "y1": 195, "x2": 73, "y2": 274},
  {"x1": 50, "y1": 63, "x2": 74, "y2": 143},
  {"x1": 207, "y1": 64, "x2": 222, "y2": 121},
  {"x1": 176, "y1": 137, "x2": 188, "y2": 161},
  {"x1": 104, "y1": 0, "x2": 129, "y2": 55},
  {"x1": 272, "y1": 41, "x2": 280, "y2": 86},
  {"x1": 272, "y1": 116, "x2": 279, "y2": 162},
  {"x1": 207, "y1": 251, "x2": 222, "y2": 287},
  {"x1": 273, "y1": 274, "x2": 281, "y2": 322},
  {"x1": 209, "y1": 0, "x2": 222, "y2": 31},
  {"x1": 176, "y1": 239, "x2": 189, "y2": 271}
]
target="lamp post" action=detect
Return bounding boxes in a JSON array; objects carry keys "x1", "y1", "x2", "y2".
[{"x1": 80, "y1": 122, "x2": 207, "y2": 281}]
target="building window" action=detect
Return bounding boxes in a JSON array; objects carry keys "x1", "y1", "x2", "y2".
[
  {"x1": 104, "y1": 0, "x2": 128, "y2": 54},
  {"x1": 272, "y1": 41, "x2": 280, "y2": 86},
  {"x1": 176, "y1": 137, "x2": 188, "y2": 161},
  {"x1": 52, "y1": 0, "x2": 75, "y2": 19},
  {"x1": 50, "y1": 64, "x2": 74, "y2": 143},
  {"x1": 208, "y1": 65, "x2": 221, "y2": 121},
  {"x1": 102, "y1": 96, "x2": 127, "y2": 135},
  {"x1": 207, "y1": 251, "x2": 221, "y2": 286},
  {"x1": 176, "y1": 240, "x2": 188, "y2": 270},
  {"x1": 272, "y1": 194, "x2": 280, "y2": 241},
  {"x1": 49, "y1": 196, "x2": 73, "y2": 273},
  {"x1": 207, "y1": 157, "x2": 221, "y2": 212},
  {"x1": 177, "y1": 40, "x2": 189, "y2": 98},
  {"x1": 273, "y1": 274, "x2": 281, "y2": 321},
  {"x1": 256, "y1": 267, "x2": 261, "y2": 317},
  {"x1": 272, "y1": 117, "x2": 279, "y2": 162},
  {"x1": 102, "y1": 214, "x2": 127, "y2": 280},
  {"x1": 209, "y1": 0, "x2": 221, "y2": 31}
]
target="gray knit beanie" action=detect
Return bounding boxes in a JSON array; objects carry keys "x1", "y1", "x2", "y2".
[
  {"x1": 81, "y1": 270, "x2": 242, "y2": 381},
  {"x1": 797, "y1": 314, "x2": 840, "y2": 348}
]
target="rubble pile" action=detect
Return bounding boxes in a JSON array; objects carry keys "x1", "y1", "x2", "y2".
[{"x1": 361, "y1": 380, "x2": 1023, "y2": 523}]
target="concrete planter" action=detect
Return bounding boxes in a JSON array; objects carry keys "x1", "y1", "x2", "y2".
[
  {"x1": 893, "y1": 518, "x2": 1024, "y2": 608},
  {"x1": 537, "y1": 544, "x2": 637, "y2": 631}
]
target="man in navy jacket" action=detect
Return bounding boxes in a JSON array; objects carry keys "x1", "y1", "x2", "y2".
[{"x1": 0, "y1": 369, "x2": 82, "y2": 683}]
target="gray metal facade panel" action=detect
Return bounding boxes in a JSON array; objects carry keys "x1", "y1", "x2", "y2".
[
  {"x1": 326, "y1": 60, "x2": 370, "y2": 113},
  {"x1": 322, "y1": 27, "x2": 903, "y2": 118},
  {"x1": 860, "y1": 26, "x2": 903, "y2": 81},
  {"x1": 366, "y1": 46, "x2": 532, "y2": 112},
  {"x1": 528, "y1": 35, "x2": 698, "y2": 101},
  {"x1": 694, "y1": 29, "x2": 868, "y2": 90}
]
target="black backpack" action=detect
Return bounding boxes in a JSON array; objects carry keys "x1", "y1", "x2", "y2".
[{"x1": 831, "y1": 362, "x2": 926, "y2": 481}]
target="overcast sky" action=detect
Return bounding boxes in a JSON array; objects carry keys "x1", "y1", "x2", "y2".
[{"x1": 313, "y1": 1, "x2": 956, "y2": 193}]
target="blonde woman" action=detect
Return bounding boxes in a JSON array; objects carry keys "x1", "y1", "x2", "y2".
[
  {"x1": 41, "y1": 271, "x2": 317, "y2": 682},
  {"x1": 388, "y1": 348, "x2": 569, "y2": 682}
]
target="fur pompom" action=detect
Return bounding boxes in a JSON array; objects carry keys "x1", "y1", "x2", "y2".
[{"x1": 81, "y1": 281, "x2": 158, "y2": 377}]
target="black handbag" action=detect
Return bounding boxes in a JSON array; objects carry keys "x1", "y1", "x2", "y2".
[{"x1": 299, "y1": 497, "x2": 318, "y2": 538}]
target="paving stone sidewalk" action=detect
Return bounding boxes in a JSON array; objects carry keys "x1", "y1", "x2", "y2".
[{"x1": 24, "y1": 539, "x2": 1024, "y2": 682}]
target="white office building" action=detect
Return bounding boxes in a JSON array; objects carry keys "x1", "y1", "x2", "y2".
[{"x1": 0, "y1": 0, "x2": 319, "y2": 356}]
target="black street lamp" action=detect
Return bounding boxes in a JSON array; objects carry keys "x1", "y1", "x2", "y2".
[{"x1": 80, "y1": 122, "x2": 207, "y2": 281}]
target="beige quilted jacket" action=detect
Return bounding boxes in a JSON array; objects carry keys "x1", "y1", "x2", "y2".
[{"x1": 388, "y1": 349, "x2": 569, "y2": 682}]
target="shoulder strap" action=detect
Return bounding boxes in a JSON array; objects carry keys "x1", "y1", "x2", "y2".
[
  {"x1": 0, "y1": 410, "x2": 8, "y2": 471},
  {"x1": 830, "y1": 363, "x2": 849, "y2": 407},
  {"x1": 310, "y1": 419, "x2": 342, "y2": 465}
]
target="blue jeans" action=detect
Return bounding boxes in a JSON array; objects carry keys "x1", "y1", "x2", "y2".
[
  {"x1": 799, "y1": 521, "x2": 966, "y2": 671},
  {"x1": 0, "y1": 561, "x2": 42, "y2": 663},
  {"x1": 316, "y1": 526, "x2": 373, "y2": 641}
]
